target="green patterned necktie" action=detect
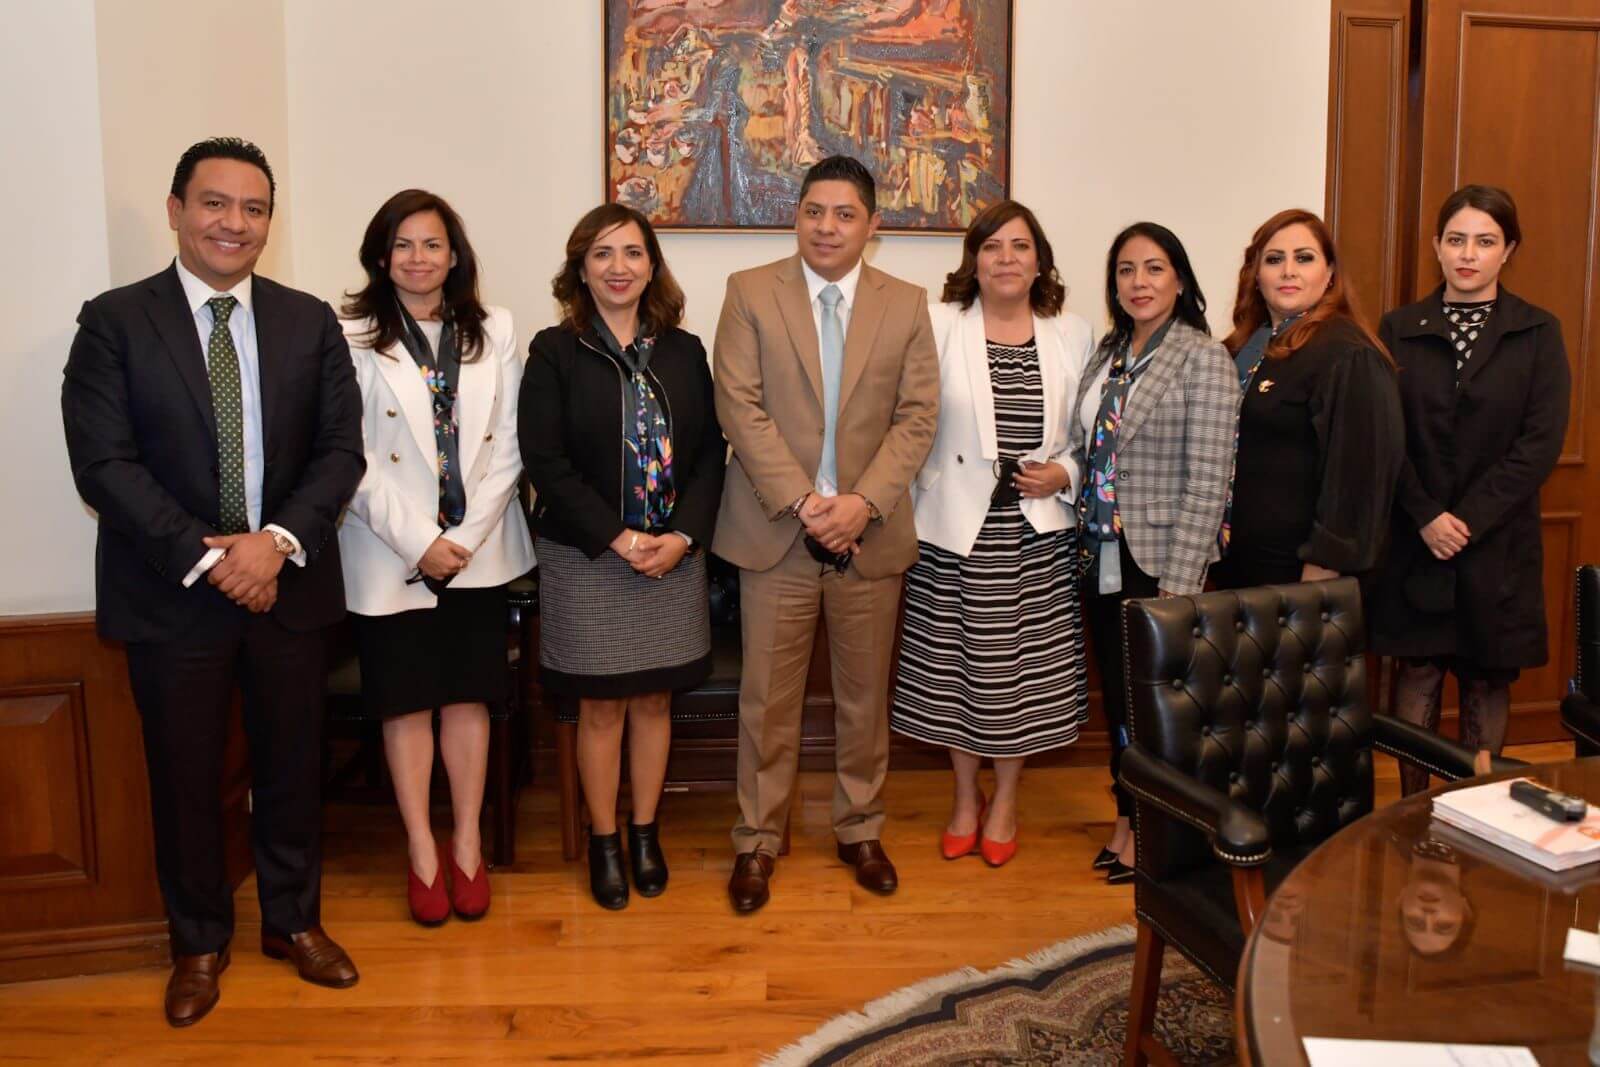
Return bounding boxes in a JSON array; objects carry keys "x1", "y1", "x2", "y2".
[{"x1": 205, "y1": 294, "x2": 249, "y2": 535}]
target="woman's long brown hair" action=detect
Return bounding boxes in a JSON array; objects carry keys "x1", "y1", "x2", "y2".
[{"x1": 1222, "y1": 208, "x2": 1389, "y2": 363}]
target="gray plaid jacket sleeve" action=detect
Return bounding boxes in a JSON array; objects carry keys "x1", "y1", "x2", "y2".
[{"x1": 1161, "y1": 333, "x2": 1238, "y2": 593}]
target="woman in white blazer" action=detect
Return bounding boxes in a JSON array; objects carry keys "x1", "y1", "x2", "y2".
[
  {"x1": 891, "y1": 201, "x2": 1093, "y2": 867},
  {"x1": 338, "y1": 190, "x2": 533, "y2": 926}
]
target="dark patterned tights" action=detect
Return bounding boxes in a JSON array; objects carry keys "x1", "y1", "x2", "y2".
[{"x1": 1393, "y1": 658, "x2": 1509, "y2": 796}]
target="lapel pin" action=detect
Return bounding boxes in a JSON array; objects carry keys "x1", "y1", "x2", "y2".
[{"x1": 1258, "y1": 380, "x2": 1275, "y2": 394}]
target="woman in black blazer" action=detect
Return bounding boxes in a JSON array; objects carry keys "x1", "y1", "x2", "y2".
[
  {"x1": 1211, "y1": 209, "x2": 1403, "y2": 591},
  {"x1": 1370, "y1": 185, "x2": 1571, "y2": 794},
  {"x1": 520, "y1": 205, "x2": 724, "y2": 909}
]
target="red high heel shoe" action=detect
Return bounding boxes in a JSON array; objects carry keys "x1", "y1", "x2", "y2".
[
  {"x1": 448, "y1": 842, "x2": 490, "y2": 920},
  {"x1": 941, "y1": 797, "x2": 988, "y2": 860},
  {"x1": 979, "y1": 817, "x2": 1018, "y2": 868},
  {"x1": 408, "y1": 862, "x2": 450, "y2": 926}
]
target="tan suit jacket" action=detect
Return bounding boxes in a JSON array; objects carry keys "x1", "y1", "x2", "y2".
[{"x1": 711, "y1": 254, "x2": 939, "y2": 577}]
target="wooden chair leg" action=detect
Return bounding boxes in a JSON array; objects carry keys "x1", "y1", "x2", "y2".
[
  {"x1": 1232, "y1": 867, "x2": 1266, "y2": 938},
  {"x1": 361, "y1": 722, "x2": 385, "y2": 789},
  {"x1": 779, "y1": 805, "x2": 792, "y2": 857},
  {"x1": 556, "y1": 721, "x2": 581, "y2": 861},
  {"x1": 490, "y1": 714, "x2": 515, "y2": 867},
  {"x1": 1125, "y1": 920, "x2": 1166, "y2": 1067}
]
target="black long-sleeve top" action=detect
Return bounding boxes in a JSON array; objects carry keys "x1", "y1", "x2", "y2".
[
  {"x1": 1223, "y1": 316, "x2": 1404, "y2": 582},
  {"x1": 519, "y1": 323, "x2": 725, "y2": 558}
]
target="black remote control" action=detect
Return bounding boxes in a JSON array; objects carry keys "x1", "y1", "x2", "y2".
[{"x1": 1509, "y1": 779, "x2": 1588, "y2": 822}]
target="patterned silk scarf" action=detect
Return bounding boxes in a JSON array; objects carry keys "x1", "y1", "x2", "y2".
[
  {"x1": 1443, "y1": 298, "x2": 1494, "y2": 380},
  {"x1": 591, "y1": 317, "x2": 676, "y2": 530},
  {"x1": 1081, "y1": 321, "x2": 1171, "y2": 552},
  {"x1": 396, "y1": 303, "x2": 466, "y2": 528}
]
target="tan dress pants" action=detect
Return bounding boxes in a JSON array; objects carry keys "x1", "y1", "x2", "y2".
[{"x1": 730, "y1": 535, "x2": 903, "y2": 856}]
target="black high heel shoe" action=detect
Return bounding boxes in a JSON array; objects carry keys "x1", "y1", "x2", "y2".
[
  {"x1": 1105, "y1": 858, "x2": 1136, "y2": 885},
  {"x1": 1092, "y1": 847, "x2": 1119, "y2": 870},
  {"x1": 588, "y1": 832, "x2": 629, "y2": 910},
  {"x1": 628, "y1": 820, "x2": 669, "y2": 897}
]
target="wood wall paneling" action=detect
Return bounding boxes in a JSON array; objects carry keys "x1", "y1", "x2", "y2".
[
  {"x1": 0, "y1": 684, "x2": 96, "y2": 889},
  {"x1": 1327, "y1": 1, "x2": 1416, "y2": 322},
  {"x1": 0, "y1": 615, "x2": 252, "y2": 983}
]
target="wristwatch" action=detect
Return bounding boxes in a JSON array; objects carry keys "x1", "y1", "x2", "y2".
[{"x1": 269, "y1": 530, "x2": 296, "y2": 556}]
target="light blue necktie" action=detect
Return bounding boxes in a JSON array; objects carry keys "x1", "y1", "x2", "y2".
[{"x1": 817, "y1": 283, "x2": 844, "y2": 492}]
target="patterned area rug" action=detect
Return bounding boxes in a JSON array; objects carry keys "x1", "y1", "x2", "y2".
[{"x1": 762, "y1": 925, "x2": 1236, "y2": 1066}]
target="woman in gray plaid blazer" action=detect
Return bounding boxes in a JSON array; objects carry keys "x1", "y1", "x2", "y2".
[{"x1": 1071, "y1": 222, "x2": 1239, "y2": 883}]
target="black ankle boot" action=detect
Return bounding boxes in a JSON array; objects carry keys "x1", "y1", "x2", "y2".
[
  {"x1": 588, "y1": 832, "x2": 629, "y2": 910},
  {"x1": 628, "y1": 820, "x2": 669, "y2": 897}
]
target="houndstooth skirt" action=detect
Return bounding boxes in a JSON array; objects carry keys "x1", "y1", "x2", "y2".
[{"x1": 536, "y1": 538, "x2": 712, "y2": 699}]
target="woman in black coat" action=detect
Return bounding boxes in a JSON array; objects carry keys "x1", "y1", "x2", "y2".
[
  {"x1": 1370, "y1": 185, "x2": 1571, "y2": 794},
  {"x1": 1210, "y1": 209, "x2": 1404, "y2": 591},
  {"x1": 520, "y1": 204, "x2": 725, "y2": 908}
]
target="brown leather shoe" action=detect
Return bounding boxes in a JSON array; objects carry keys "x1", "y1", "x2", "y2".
[
  {"x1": 164, "y1": 946, "x2": 229, "y2": 1028},
  {"x1": 728, "y1": 851, "x2": 775, "y2": 913},
  {"x1": 837, "y1": 840, "x2": 899, "y2": 895},
  {"x1": 260, "y1": 925, "x2": 359, "y2": 988}
]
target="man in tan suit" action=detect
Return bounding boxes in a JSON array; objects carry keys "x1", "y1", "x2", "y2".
[{"x1": 712, "y1": 156, "x2": 939, "y2": 912}]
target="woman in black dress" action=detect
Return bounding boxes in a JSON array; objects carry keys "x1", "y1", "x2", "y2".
[
  {"x1": 1211, "y1": 209, "x2": 1403, "y2": 591},
  {"x1": 521, "y1": 205, "x2": 725, "y2": 909},
  {"x1": 1370, "y1": 186, "x2": 1571, "y2": 794}
]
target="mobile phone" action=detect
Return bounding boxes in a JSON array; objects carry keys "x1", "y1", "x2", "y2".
[{"x1": 1510, "y1": 779, "x2": 1588, "y2": 822}]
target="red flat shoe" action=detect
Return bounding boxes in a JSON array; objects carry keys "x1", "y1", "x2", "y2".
[
  {"x1": 448, "y1": 843, "x2": 490, "y2": 920},
  {"x1": 408, "y1": 863, "x2": 450, "y2": 926},
  {"x1": 940, "y1": 797, "x2": 988, "y2": 860}
]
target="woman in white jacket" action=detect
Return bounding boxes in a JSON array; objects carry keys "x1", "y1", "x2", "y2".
[
  {"x1": 891, "y1": 201, "x2": 1092, "y2": 867},
  {"x1": 338, "y1": 190, "x2": 533, "y2": 925}
]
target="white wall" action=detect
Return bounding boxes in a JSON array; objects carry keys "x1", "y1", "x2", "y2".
[
  {"x1": 283, "y1": 0, "x2": 1329, "y2": 345},
  {"x1": 3, "y1": 0, "x2": 1328, "y2": 614},
  {"x1": 0, "y1": 0, "x2": 109, "y2": 612},
  {"x1": 95, "y1": 0, "x2": 296, "y2": 287}
]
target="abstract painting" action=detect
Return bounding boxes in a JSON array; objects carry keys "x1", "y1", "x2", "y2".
[{"x1": 603, "y1": 0, "x2": 1013, "y2": 232}]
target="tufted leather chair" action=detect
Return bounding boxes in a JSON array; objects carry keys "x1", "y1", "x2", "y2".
[
  {"x1": 1561, "y1": 565, "x2": 1600, "y2": 756},
  {"x1": 1116, "y1": 578, "x2": 1502, "y2": 1067}
]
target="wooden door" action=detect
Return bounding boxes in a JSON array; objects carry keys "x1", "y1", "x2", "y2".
[
  {"x1": 1326, "y1": 0, "x2": 1421, "y2": 329},
  {"x1": 1413, "y1": 0, "x2": 1600, "y2": 739}
]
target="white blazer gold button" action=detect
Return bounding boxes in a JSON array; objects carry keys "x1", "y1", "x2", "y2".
[
  {"x1": 389, "y1": 452, "x2": 400, "y2": 463},
  {"x1": 386, "y1": 408, "x2": 397, "y2": 417},
  {"x1": 484, "y1": 432, "x2": 493, "y2": 441}
]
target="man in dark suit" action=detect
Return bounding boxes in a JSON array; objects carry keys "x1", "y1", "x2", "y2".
[{"x1": 62, "y1": 138, "x2": 365, "y2": 1026}]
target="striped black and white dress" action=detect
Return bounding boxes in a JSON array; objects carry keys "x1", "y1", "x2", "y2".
[{"x1": 891, "y1": 338, "x2": 1089, "y2": 757}]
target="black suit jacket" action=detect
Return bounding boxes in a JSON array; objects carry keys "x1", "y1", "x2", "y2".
[
  {"x1": 62, "y1": 264, "x2": 365, "y2": 643},
  {"x1": 520, "y1": 324, "x2": 725, "y2": 558}
]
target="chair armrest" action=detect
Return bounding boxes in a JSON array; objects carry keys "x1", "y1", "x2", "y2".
[
  {"x1": 1562, "y1": 692, "x2": 1600, "y2": 752},
  {"x1": 1372, "y1": 713, "x2": 1521, "y2": 781},
  {"x1": 1119, "y1": 743, "x2": 1272, "y2": 867}
]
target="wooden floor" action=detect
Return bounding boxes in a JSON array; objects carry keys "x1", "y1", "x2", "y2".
[{"x1": 0, "y1": 743, "x2": 1571, "y2": 1065}]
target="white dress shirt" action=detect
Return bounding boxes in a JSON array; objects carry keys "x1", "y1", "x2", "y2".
[
  {"x1": 173, "y1": 258, "x2": 305, "y2": 587},
  {"x1": 800, "y1": 255, "x2": 862, "y2": 338}
]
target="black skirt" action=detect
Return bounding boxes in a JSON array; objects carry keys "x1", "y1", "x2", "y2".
[{"x1": 350, "y1": 585, "x2": 509, "y2": 718}]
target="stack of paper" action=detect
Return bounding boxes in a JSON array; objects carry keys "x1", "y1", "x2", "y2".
[{"x1": 1432, "y1": 778, "x2": 1600, "y2": 871}]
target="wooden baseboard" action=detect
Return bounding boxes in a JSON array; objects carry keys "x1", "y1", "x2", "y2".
[{"x1": 0, "y1": 919, "x2": 170, "y2": 983}]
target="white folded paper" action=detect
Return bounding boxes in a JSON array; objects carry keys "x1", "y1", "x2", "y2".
[{"x1": 1303, "y1": 1037, "x2": 1538, "y2": 1066}]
